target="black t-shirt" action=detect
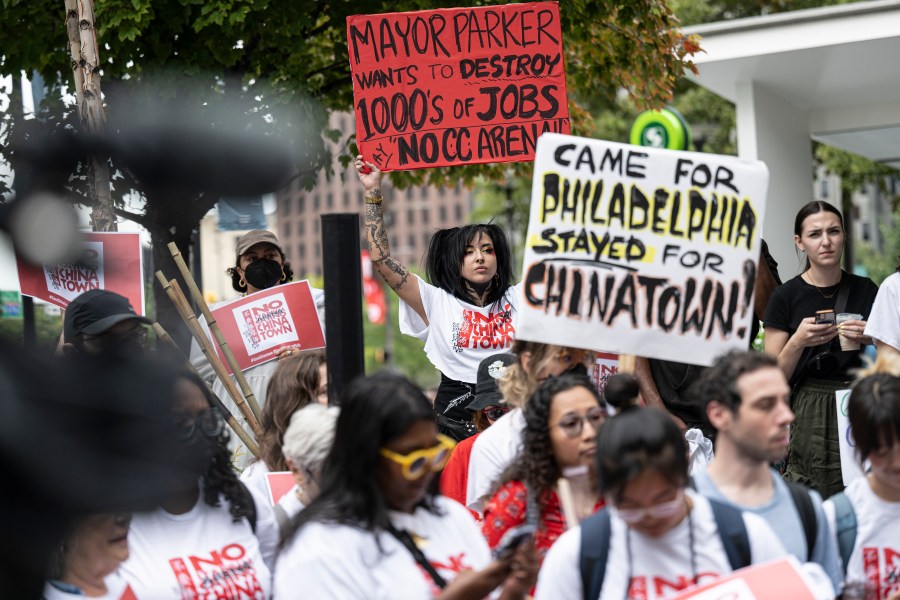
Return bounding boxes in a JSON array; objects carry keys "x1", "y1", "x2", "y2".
[
  {"x1": 764, "y1": 271, "x2": 878, "y2": 386},
  {"x1": 647, "y1": 359, "x2": 711, "y2": 435}
]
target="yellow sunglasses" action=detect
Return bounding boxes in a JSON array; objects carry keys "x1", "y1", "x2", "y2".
[{"x1": 379, "y1": 434, "x2": 457, "y2": 480}]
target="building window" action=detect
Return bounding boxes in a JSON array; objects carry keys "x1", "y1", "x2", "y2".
[
  {"x1": 408, "y1": 234, "x2": 415, "y2": 248},
  {"x1": 298, "y1": 221, "x2": 305, "y2": 235},
  {"x1": 423, "y1": 232, "x2": 430, "y2": 247},
  {"x1": 439, "y1": 187, "x2": 446, "y2": 198},
  {"x1": 283, "y1": 196, "x2": 291, "y2": 214},
  {"x1": 406, "y1": 188, "x2": 413, "y2": 200},
  {"x1": 439, "y1": 206, "x2": 447, "y2": 221},
  {"x1": 314, "y1": 220, "x2": 319, "y2": 234},
  {"x1": 298, "y1": 196, "x2": 305, "y2": 212},
  {"x1": 316, "y1": 267, "x2": 322, "y2": 278},
  {"x1": 391, "y1": 236, "x2": 399, "y2": 248},
  {"x1": 315, "y1": 244, "x2": 320, "y2": 257},
  {"x1": 407, "y1": 208, "x2": 415, "y2": 225},
  {"x1": 455, "y1": 204, "x2": 463, "y2": 221},
  {"x1": 313, "y1": 195, "x2": 320, "y2": 210},
  {"x1": 819, "y1": 179, "x2": 829, "y2": 199},
  {"x1": 421, "y1": 208, "x2": 429, "y2": 225},
  {"x1": 298, "y1": 244, "x2": 305, "y2": 259},
  {"x1": 420, "y1": 187, "x2": 428, "y2": 199},
  {"x1": 282, "y1": 222, "x2": 290, "y2": 238},
  {"x1": 326, "y1": 193, "x2": 333, "y2": 209},
  {"x1": 343, "y1": 191, "x2": 349, "y2": 208}
]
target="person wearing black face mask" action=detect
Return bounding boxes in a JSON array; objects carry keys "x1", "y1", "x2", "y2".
[
  {"x1": 189, "y1": 229, "x2": 326, "y2": 469},
  {"x1": 62, "y1": 289, "x2": 153, "y2": 358}
]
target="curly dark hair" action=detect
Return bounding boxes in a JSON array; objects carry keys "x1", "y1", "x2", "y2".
[
  {"x1": 425, "y1": 223, "x2": 515, "y2": 307},
  {"x1": 176, "y1": 370, "x2": 255, "y2": 524},
  {"x1": 226, "y1": 250, "x2": 295, "y2": 293},
  {"x1": 258, "y1": 350, "x2": 326, "y2": 472},
  {"x1": 496, "y1": 373, "x2": 601, "y2": 512}
]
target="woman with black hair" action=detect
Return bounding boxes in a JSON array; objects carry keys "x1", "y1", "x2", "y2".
[
  {"x1": 535, "y1": 399, "x2": 793, "y2": 599},
  {"x1": 824, "y1": 360, "x2": 900, "y2": 599},
  {"x1": 765, "y1": 201, "x2": 878, "y2": 498},
  {"x1": 357, "y1": 158, "x2": 519, "y2": 441},
  {"x1": 274, "y1": 372, "x2": 536, "y2": 599},
  {"x1": 121, "y1": 370, "x2": 270, "y2": 599},
  {"x1": 483, "y1": 374, "x2": 606, "y2": 563}
]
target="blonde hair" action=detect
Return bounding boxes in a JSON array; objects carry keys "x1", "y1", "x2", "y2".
[
  {"x1": 855, "y1": 352, "x2": 900, "y2": 379},
  {"x1": 499, "y1": 341, "x2": 567, "y2": 408}
]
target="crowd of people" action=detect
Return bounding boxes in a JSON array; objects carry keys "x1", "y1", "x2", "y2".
[{"x1": 26, "y1": 159, "x2": 900, "y2": 600}]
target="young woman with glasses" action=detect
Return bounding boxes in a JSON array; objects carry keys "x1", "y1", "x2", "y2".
[
  {"x1": 535, "y1": 396, "x2": 792, "y2": 599},
  {"x1": 467, "y1": 340, "x2": 597, "y2": 512},
  {"x1": 275, "y1": 372, "x2": 537, "y2": 599},
  {"x1": 482, "y1": 374, "x2": 606, "y2": 568},
  {"x1": 121, "y1": 369, "x2": 271, "y2": 599}
]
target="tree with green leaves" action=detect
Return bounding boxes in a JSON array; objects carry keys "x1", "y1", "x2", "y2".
[{"x1": 0, "y1": 0, "x2": 699, "y2": 349}]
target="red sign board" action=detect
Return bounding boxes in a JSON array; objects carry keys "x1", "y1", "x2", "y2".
[
  {"x1": 211, "y1": 281, "x2": 325, "y2": 373},
  {"x1": 671, "y1": 557, "x2": 817, "y2": 600},
  {"x1": 16, "y1": 232, "x2": 145, "y2": 313},
  {"x1": 265, "y1": 472, "x2": 295, "y2": 506},
  {"x1": 347, "y1": 2, "x2": 570, "y2": 171}
]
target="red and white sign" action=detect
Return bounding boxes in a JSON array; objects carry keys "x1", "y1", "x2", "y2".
[
  {"x1": 671, "y1": 557, "x2": 817, "y2": 600},
  {"x1": 347, "y1": 2, "x2": 570, "y2": 171},
  {"x1": 211, "y1": 281, "x2": 325, "y2": 373},
  {"x1": 16, "y1": 232, "x2": 145, "y2": 312},
  {"x1": 265, "y1": 472, "x2": 296, "y2": 506},
  {"x1": 590, "y1": 351, "x2": 619, "y2": 397},
  {"x1": 362, "y1": 251, "x2": 387, "y2": 325}
]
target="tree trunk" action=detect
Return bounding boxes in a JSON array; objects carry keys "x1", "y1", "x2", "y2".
[{"x1": 65, "y1": 0, "x2": 116, "y2": 231}]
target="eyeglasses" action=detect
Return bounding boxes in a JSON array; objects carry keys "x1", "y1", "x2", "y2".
[
  {"x1": 483, "y1": 405, "x2": 511, "y2": 422},
  {"x1": 611, "y1": 491, "x2": 685, "y2": 525},
  {"x1": 173, "y1": 408, "x2": 226, "y2": 441},
  {"x1": 379, "y1": 434, "x2": 456, "y2": 480},
  {"x1": 552, "y1": 407, "x2": 607, "y2": 438},
  {"x1": 554, "y1": 349, "x2": 596, "y2": 367},
  {"x1": 83, "y1": 325, "x2": 148, "y2": 348}
]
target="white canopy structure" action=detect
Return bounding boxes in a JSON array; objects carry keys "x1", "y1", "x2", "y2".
[{"x1": 684, "y1": 0, "x2": 900, "y2": 269}]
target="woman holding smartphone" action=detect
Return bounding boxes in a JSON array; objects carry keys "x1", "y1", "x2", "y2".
[{"x1": 764, "y1": 201, "x2": 878, "y2": 498}]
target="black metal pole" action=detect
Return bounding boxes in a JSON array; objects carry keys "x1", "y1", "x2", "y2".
[
  {"x1": 22, "y1": 296, "x2": 36, "y2": 347},
  {"x1": 321, "y1": 214, "x2": 365, "y2": 404}
]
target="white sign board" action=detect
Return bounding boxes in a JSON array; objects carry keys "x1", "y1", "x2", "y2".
[{"x1": 517, "y1": 133, "x2": 769, "y2": 366}]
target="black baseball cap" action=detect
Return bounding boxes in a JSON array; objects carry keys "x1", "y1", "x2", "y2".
[
  {"x1": 64, "y1": 289, "x2": 152, "y2": 341},
  {"x1": 467, "y1": 353, "x2": 516, "y2": 412}
]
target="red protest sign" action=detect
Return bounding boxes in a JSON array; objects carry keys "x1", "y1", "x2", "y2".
[
  {"x1": 211, "y1": 281, "x2": 325, "y2": 373},
  {"x1": 671, "y1": 557, "x2": 817, "y2": 600},
  {"x1": 347, "y1": 2, "x2": 569, "y2": 171},
  {"x1": 265, "y1": 472, "x2": 296, "y2": 506},
  {"x1": 16, "y1": 232, "x2": 145, "y2": 312}
]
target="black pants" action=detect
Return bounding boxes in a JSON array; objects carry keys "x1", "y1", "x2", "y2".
[{"x1": 434, "y1": 374, "x2": 477, "y2": 442}]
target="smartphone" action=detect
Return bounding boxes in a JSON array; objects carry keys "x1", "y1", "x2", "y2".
[
  {"x1": 815, "y1": 309, "x2": 836, "y2": 325},
  {"x1": 493, "y1": 524, "x2": 535, "y2": 560}
]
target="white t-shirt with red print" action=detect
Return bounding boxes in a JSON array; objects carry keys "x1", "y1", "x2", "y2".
[
  {"x1": 274, "y1": 495, "x2": 491, "y2": 599},
  {"x1": 824, "y1": 476, "x2": 900, "y2": 600},
  {"x1": 535, "y1": 490, "x2": 789, "y2": 600},
  {"x1": 121, "y1": 494, "x2": 271, "y2": 599},
  {"x1": 399, "y1": 276, "x2": 520, "y2": 383}
]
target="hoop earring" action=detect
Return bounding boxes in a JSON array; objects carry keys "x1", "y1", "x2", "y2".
[
  {"x1": 238, "y1": 277, "x2": 247, "y2": 289},
  {"x1": 280, "y1": 269, "x2": 287, "y2": 282}
]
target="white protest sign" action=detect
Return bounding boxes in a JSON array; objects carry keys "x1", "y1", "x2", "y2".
[
  {"x1": 517, "y1": 133, "x2": 768, "y2": 366},
  {"x1": 836, "y1": 388, "x2": 866, "y2": 485}
]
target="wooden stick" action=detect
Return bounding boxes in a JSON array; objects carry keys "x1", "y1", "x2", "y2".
[
  {"x1": 153, "y1": 322, "x2": 261, "y2": 459},
  {"x1": 168, "y1": 242, "x2": 262, "y2": 421},
  {"x1": 617, "y1": 354, "x2": 636, "y2": 374},
  {"x1": 155, "y1": 270, "x2": 262, "y2": 436}
]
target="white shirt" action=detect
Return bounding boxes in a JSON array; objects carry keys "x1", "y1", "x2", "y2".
[
  {"x1": 239, "y1": 461, "x2": 280, "y2": 571},
  {"x1": 274, "y1": 496, "x2": 491, "y2": 599},
  {"x1": 400, "y1": 276, "x2": 520, "y2": 383},
  {"x1": 466, "y1": 408, "x2": 526, "y2": 511},
  {"x1": 865, "y1": 271, "x2": 900, "y2": 351},
  {"x1": 43, "y1": 572, "x2": 134, "y2": 600},
  {"x1": 121, "y1": 494, "x2": 271, "y2": 599},
  {"x1": 824, "y1": 477, "x2": 900, "y2": 599},
  {"x1": 535, "y1": 490, "x2": 789, "y2": 600}
]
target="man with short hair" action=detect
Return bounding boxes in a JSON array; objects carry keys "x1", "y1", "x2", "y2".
[
  {"x1": 692, "y1": 350, "x2": 842, "y2": 593},
  {"x1": 62, "y1": 289, "x2": 152, "y2": 356}
]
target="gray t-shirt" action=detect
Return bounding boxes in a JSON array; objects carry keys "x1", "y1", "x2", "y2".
[{"x1": 693, "y1": 468, "x2": 843, "y2": 593}]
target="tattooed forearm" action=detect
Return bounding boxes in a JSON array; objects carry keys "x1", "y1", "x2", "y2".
[
  {"x1": 364, "y1": 202, "x2": 390, "y2": 261},
  {"x1": 381, "y1": 258, "x2": 410, "y2": 291}
]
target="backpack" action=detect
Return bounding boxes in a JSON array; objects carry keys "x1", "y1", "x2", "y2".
[
  {"x1": 829, "y1": 492, "x2": 858, "y2": 572},
  {"x1": 579, "y1": 498, "x2": 750, "y2": 600}
]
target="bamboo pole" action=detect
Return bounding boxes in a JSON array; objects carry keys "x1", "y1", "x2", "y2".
[
  {"x1": 168, "y1": 242, "x2": 262, "y2": 421},
  {"x1": 153, "y1": 322, "x2": 261, "y2": 459},
  {"x1": 617, "y1": 354, "x2": 636, "y2": 374},
  {"x1": 155, "y1": 270, "x2": 262, "y2": 436}
]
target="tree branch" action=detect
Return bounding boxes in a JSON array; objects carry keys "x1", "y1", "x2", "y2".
[{"x1": 114, "y1": 207, "x2": 149, "y2": 228}]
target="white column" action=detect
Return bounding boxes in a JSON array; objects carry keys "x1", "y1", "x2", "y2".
[{"x1": 735, "y1": 81, "x2": 814, "y2": 280}]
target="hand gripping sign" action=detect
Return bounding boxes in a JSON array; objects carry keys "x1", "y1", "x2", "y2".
[
  {"x1": 16, "y1": 232, "x2": 145, "y2": 312},
  {"x1": 347, "y1": 2, "x2": 570, "y2": 171},
  {"x1": 211, "y1": 281, "x2": 325, "y2": 373},
  {"x1": 517, "y1": 133, "x2": 768, "y2": 366}
]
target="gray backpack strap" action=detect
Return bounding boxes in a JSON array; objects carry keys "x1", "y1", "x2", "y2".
[
  {"x1": 784, "y1": 481, "x2": 817, "y2": 560},
  {"x1": 579, "y1": 508, "x2": 611, "y2": 600},
  {"x1": 708, "y1": 498, "x2": 752, "y2": 571},
  {"x1": 830, "y1": 492, "x2": 857, "y2": 573}
]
